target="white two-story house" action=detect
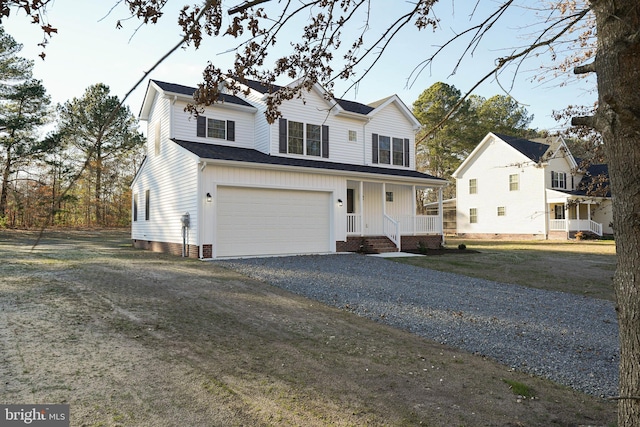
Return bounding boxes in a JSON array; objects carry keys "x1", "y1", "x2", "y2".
[
  {"x1": 453, "y1": 132, "x2": 612, "y2": 239},
  {"x1": 130, "y1": 79, "x2": 447, "y2": 259}
]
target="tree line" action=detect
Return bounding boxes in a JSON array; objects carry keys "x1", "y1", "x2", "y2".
[{"x1": 0, "y1": 27, "x2": 144, "y2": 229}]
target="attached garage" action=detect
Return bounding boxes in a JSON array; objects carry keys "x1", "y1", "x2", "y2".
[{"x1": 216, "y1": 186, "x2": 332, "y2": 257}]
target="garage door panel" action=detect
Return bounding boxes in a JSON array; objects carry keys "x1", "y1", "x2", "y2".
[{"x1": 217, "y1": 187, "x2": 331, "y2": 257}]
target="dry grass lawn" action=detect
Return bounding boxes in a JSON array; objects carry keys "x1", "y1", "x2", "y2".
[
  {"x1": 0, "y1": 230, "x2": 616, "y2": 426},
  {"x1": 395, "y1": 237, "x2": 616, "y2": 301}
]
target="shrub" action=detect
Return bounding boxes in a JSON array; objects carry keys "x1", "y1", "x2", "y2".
[{"x1": 458, "y1": 243, "x2": 467, "y2": 250}]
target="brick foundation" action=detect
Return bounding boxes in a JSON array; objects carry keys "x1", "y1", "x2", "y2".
[
  {"x1": 132, "y1": 239, "x2": 200, "y2": 259},
  {"x1": 400, "y1": 235, "x2": 442, "y2": 251},
  {"x1": 455, "y1": 233, "x2": 548, "y2": 241},
  {"x1": 337, "y1": 235, "x2": 443, "y2": 253}
]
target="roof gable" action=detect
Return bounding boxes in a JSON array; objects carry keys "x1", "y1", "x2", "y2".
[
  {"x1": 453, "y1": 132, "x2": 550, "y2": 178},
  {"x1": 139, "y1": 80, "x2": 255, "y2": 120}
]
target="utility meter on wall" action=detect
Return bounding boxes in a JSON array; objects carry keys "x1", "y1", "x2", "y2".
[{"x1": 180, "y1": 212, "x2": 190, "y2": 228}]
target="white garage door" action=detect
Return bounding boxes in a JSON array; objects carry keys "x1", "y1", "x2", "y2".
[{"x1": 217, "y1": 187, "x2": 331, "y2": 257}]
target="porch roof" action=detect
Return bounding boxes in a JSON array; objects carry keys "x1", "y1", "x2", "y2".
[
  {"x1": 546, "y1": 188, "x2": 609, "y2": 203},
  {"x1": 173, "y1": 139, "x2": 447, "y2": 185}
]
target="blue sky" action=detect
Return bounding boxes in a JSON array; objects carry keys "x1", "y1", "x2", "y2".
[{"x1": 3, "y1": 1, "x2": 596, "y2": 133}]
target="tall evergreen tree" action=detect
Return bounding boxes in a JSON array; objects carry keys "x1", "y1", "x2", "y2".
[{"x1": 57, "y1": 83, "x2": 144, "y2": 225}]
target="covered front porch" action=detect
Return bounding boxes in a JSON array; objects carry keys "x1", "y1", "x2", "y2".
[
  {"x1": 344, "y1": 180, "x2": 444, "y2": 251},
  {"x1": 547, "y1": 190, "x2": 604, "y2": 237}
]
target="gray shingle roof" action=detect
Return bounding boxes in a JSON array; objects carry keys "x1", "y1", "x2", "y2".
[
  {"x1": 150, "y1": 80, "x2": 254, "y2": 108},
  {"x1": 495, "y1": 133, "x2": 550, "y2": 162},
  {"x1": 172, "y1": 139, "x2": 445, "y2": 183}
]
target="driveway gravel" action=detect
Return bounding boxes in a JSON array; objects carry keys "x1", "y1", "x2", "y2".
[{"x1": 217, "y1": 253, "x2": 619, "y2": 397}]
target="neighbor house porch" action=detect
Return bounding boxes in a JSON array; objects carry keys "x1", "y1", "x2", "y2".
[
  {"x1": 344, "y1": 180, "x2": 444, "y2": 251},
  {"x1": 547, "y1": 190, "x2": 604, "y2": 237}
]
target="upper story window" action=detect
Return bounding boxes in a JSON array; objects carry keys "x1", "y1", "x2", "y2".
[
  {"x1": 196, "y1": 116, "x2": 235, "y2": 141},
  {"x1": 509, "y1": 174, "x2": 519, "y2": 191},
  {"x1": 279, "y1": 119, "x2": 329, "y2": 158},
  {"x1": 348, "y1": 130, "x2": 357, "y2": 142},
  {"x1": 551, "y1": 171, "x2": 567, "y2": 189},
  {"x1": 469, "y1": 178, "x2": 477, "y2": 194},
  {"x1": 372, "y1": 134, "x2": 410, "y2": 167}
]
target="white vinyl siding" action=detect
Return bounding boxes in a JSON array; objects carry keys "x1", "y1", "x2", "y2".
[
  {"x1": 456, "y1": 134, "x2": 547, "y2": 235},
  {"x1": 172, "y1": 101, "x2": 254, "y2": 150}
]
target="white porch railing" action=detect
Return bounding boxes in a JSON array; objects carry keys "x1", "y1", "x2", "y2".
[
  {"x1": 549, "y1": 219, "x2": 603, "y2": 236},
  {"x1": 398, "y1": 215, "x2": 442, "y2": 235},
  {"x1": 346, "y1": 214, "x2": 361, "y2": 234},
  {"x1": 346, "y1": 214, "x2": 441, "y2": 235},
  {"x1": 383, "y1": 214, "x2": 401, "y2": 250}
]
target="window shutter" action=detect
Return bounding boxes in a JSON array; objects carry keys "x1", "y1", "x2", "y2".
[
  {"x1": 404, "y1": 138, "x2": 410, "y2": 167},
  {"x1": 227, "y1": 120, "x2": 235, "y2": 141},
  {"x1": 563, "y1": 173, "x2": 567, "y2": 189},
  {"x1": 279, "y1": 118, "x2": 287, "y2": 153},
  {"x1": 372, "y1": 134, "x2": 379, "y2": 164},
  {"x1": 197, "y1": 116, "x2": 206, "y2": 137},
  {"x1": 322, "y1": 125, "x2": 329, "y2": 158}
]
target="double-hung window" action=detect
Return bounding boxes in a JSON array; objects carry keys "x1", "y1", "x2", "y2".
[
  {"x1": 279, "y1": 119, "x2": 329, "y2": 158},
  {"x1": 372, "y1": 134, "x2": 410, "y2": 167},
  {"x1": 469, "y1": 178, "x2": 477, "y2": 194},
  {"x1": 509, "y1": 174, "x2": 519, "y2": 191},
  {"x1": 196, "y1": 116, "x2": 235, "y2": 141},
  {"x1": 551, "y1": 171, "x2": 567, "y2": 189},
  {"x1": 469, "y1": 208, "x2": 478, "y2": 224},
  {"x1": 306, "y1": 124, "x2": 321, "y2": 156}
]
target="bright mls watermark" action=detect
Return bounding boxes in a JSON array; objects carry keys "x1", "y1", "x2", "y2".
[{"x1": 1, "y1": 405, "x2": 69, "y2": 426}]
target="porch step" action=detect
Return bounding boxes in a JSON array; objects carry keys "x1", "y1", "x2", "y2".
[{"x1": 363, "y1": 237, "x2": 398, "y2": 254}]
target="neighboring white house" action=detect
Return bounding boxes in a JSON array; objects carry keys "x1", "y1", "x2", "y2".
[
  {"x1": 131, "y1": 79, "x2": 448, "y2": 259},
  {"x1": 452, "y1": 132, "x2": 612, "y2": 239}
]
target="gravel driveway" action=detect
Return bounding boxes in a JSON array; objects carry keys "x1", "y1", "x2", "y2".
[{"x1": 217, "y1": 253, "x2": 619, "y2": 397}]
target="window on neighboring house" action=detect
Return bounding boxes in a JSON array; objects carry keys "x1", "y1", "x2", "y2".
[
  {"x1": 469, "y1": 208, "x2": 478, "y2": 223},
  {"x1": 279, "y1": 119, "x2": 329, "y2": 158},
  {"x1": 371, "y1": 134, "x2": 410, "y2": 167},
  {"x1": 144, "y1": 189, "x2": 150, "y2": 221},
  {"x1": 348, "y1": 130, "x2": 357, "y2": 142},
  {"x1": 133, "y1": 193, "x2": 138, "y2": 222},
  {"x1": 386, "y1": 191, "x2": 394, "y2": 202},
  {"x1": 469, "y1": 178, "x2": 477, "y2": 194},
  {"x1": 497, "y1": 206, "x2": 506, "y2": 216},
  {"x1": 551, "y1": 171, "x2": 567, "y2": 189},
  {"x1": 196, "y1": 116, "x2": 235, "y2": 141},
  {"x1": 509, "y1": 174, "x2": 519, "y2": 191},
  {"x1": 554, "y1": 205, "x2": 565, "y2": 219}
]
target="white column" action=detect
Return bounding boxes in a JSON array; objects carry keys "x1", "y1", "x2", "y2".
[
  {"x1": 412, "y1": 185, "x2": 417, "y2": 235},
  {"x1": 382, "y1": 182, "x2": 386, "y2": 217},
  {"x1": 438, "y1": 187, "x2": 444, "y2": 243},
  {"x1": 359, "y1": 181, "x2": 364, "y2": 236}
]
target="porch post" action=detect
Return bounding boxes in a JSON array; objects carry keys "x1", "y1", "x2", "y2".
[
  {"x1": 564, "y1": 202, "x2": 569, "y2": 235},
  {"x1": 438, "y1": 187, "x2": 444, "y2": 244},
  {"x1": 412, "y1": 185, "x2": 416, "y2": 235},
  {"x1": 359, "y1": 181, "x2": 364, "y2": 236},
  {"x1": 382, "y1": 182, "x2": 386, "y2": 216},
  {"x1": 588, "y1": 203, "x2": 592, "y2": 221}
]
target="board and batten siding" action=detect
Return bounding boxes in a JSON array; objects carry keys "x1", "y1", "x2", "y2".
[
  {"x1": 172, "y1": 100, "x2": 256, "y2": 150},
  {"x1": 200, "y1": 164, "x2": 347, "y2": 256},
  {"x1": 364, "y1": 103, "x2": 416, "y2": 168},
  {"x1": 456, "y1": 138, "x2": 547, "y2": 235},
  {"x1": 131, "y1": 138, "x2": 200, "y2": 247},
  {"x1": 267, "y1": 89, "x2": 369, "y2": 165}
]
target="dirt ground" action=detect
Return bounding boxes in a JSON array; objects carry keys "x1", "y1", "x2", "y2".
[{"x1": 0, "y1": 230, "x2": 616, "y2": 426}]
